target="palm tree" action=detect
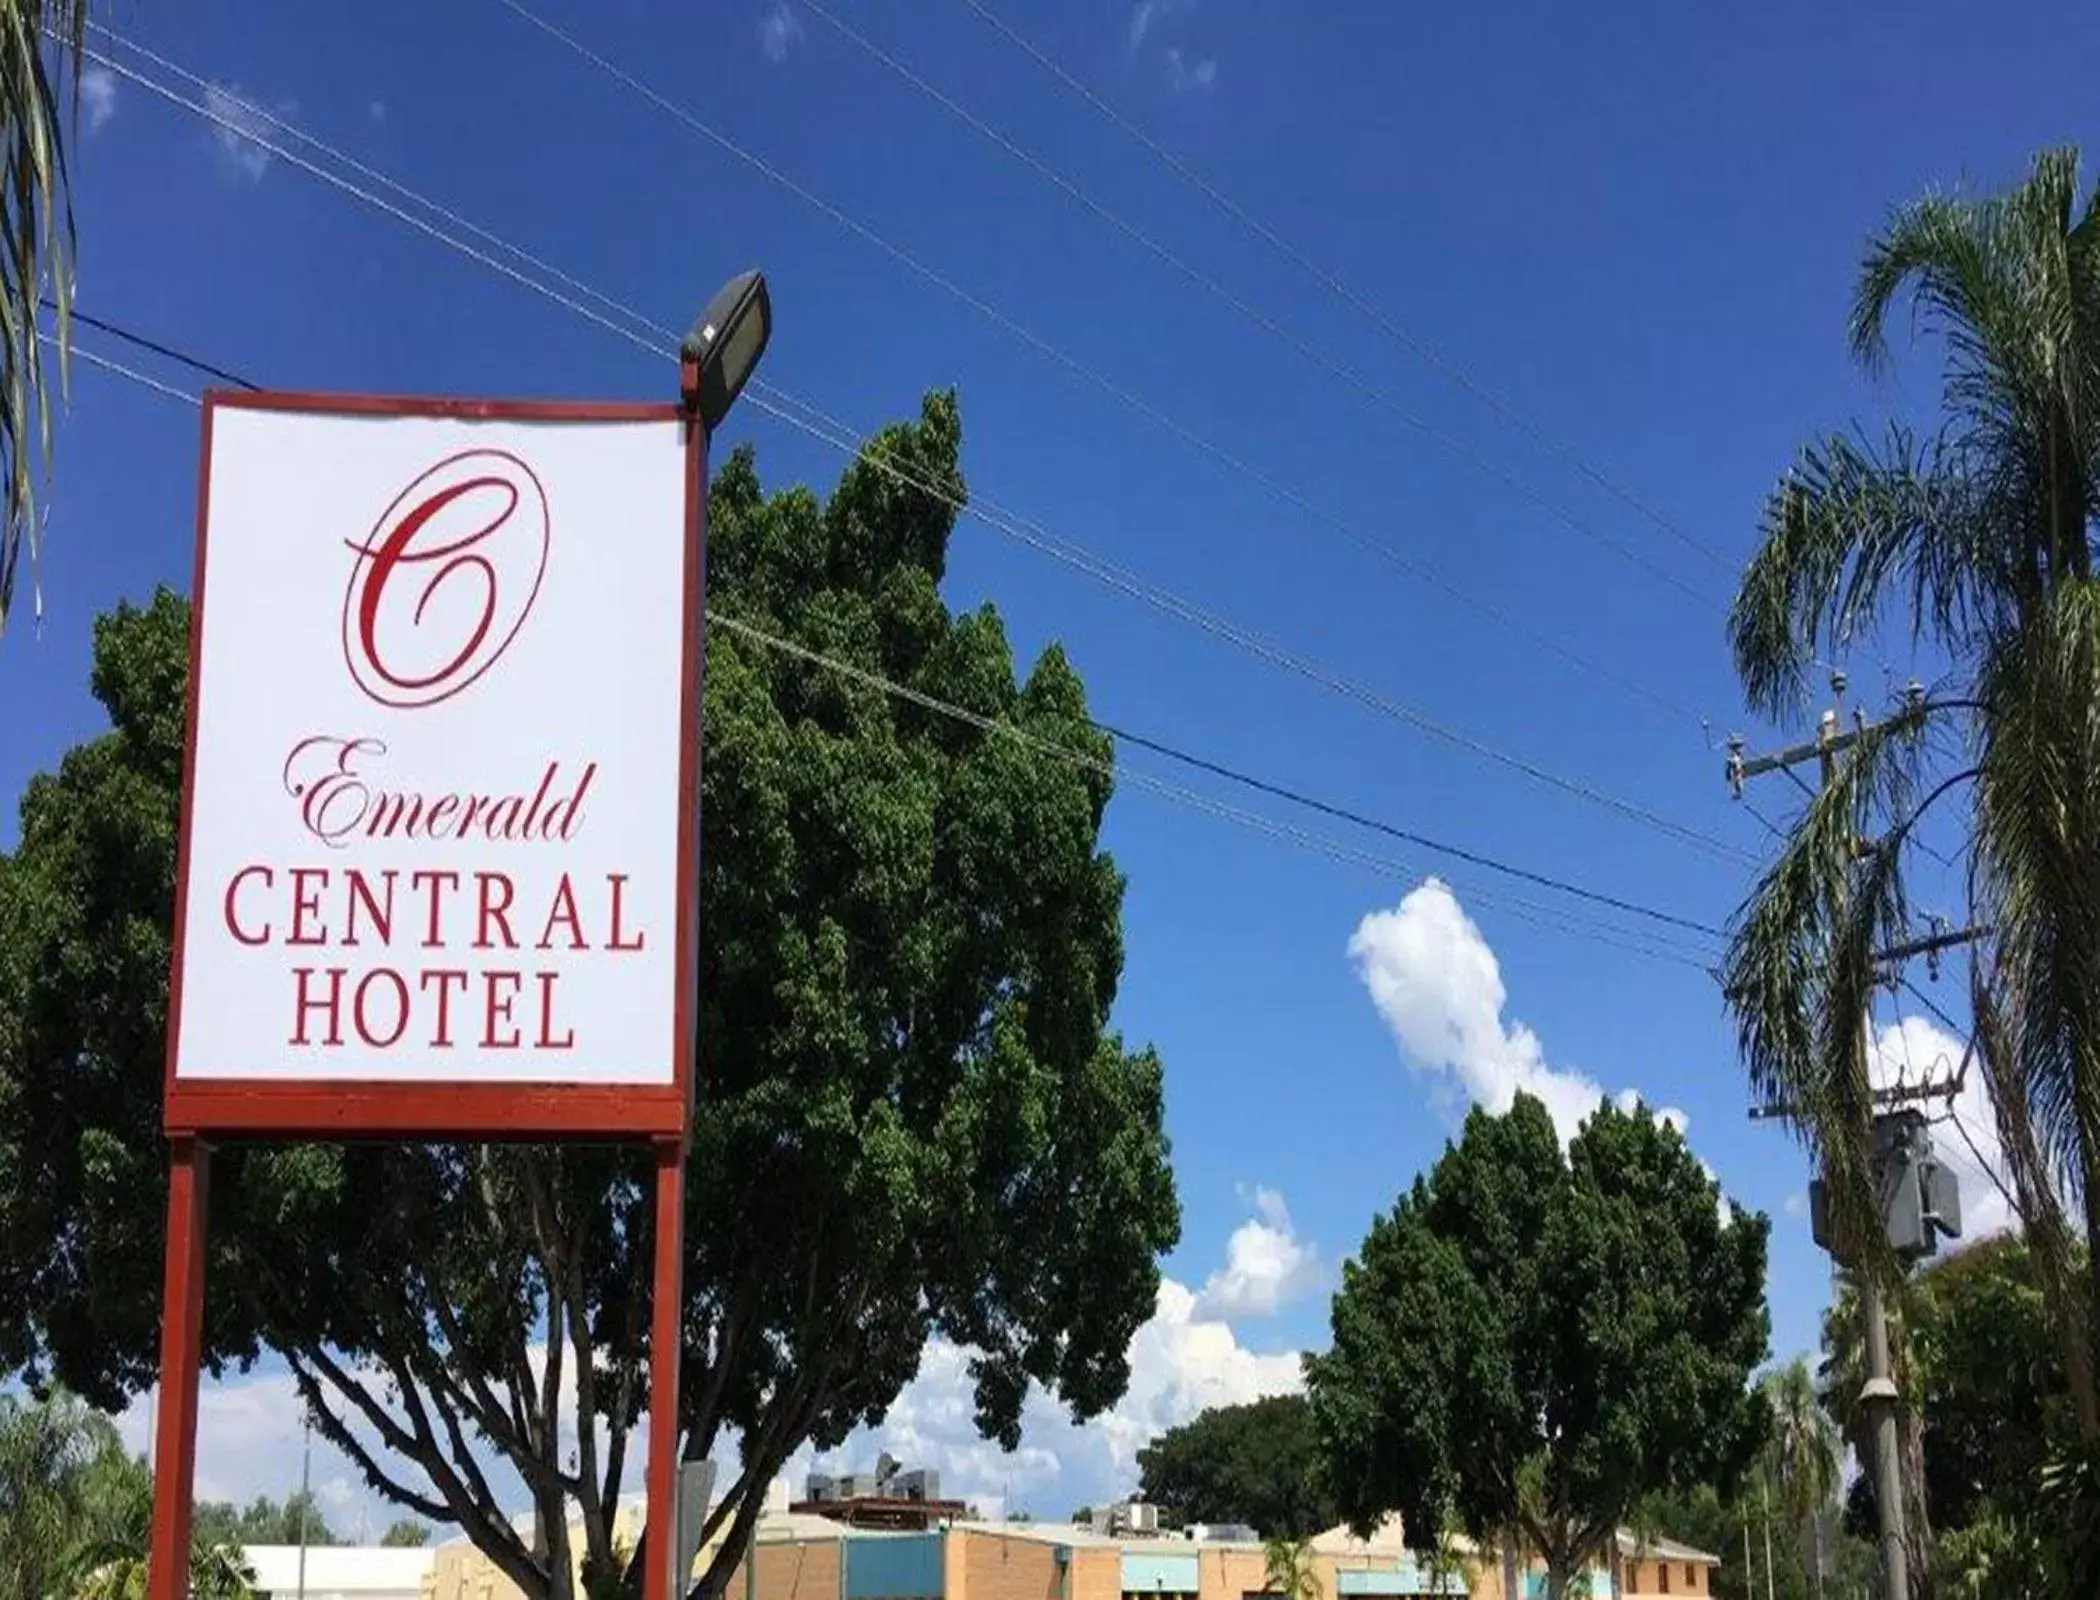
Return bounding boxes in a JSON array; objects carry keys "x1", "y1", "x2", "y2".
[
  {"x1": 0, "y1": 1, "x2": 88, "y2": 632},
  {"x1": 1724, "y1": 145, "x2": 2100, "y2": 1528},
  {"x1": 1262, "y1": 1535, "x2": 1323, "y2": 1600},
  {"x1": 0, "y1": 1388, "x2": 99, "y2": 1600},
  {"x1": 1765, "y1": 1361, "x2": 1842, "y2": 1600}
]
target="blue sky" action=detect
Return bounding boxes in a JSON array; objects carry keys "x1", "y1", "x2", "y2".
[{"x1": 7, "y1": 0, "x2": 2096, "y2": 1537}]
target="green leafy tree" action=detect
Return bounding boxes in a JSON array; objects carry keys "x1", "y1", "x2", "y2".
[
  {"x1": 0, "y1": 1388, "x2": 103, "y2": 1600},
  {"x1": 1723, "y1": 150, "x2": 2100, "y2": 1545},
  {"x1": 1261, "y1": 1536, "x2": 1322, "y2": 1600},
  {"x1": 1823, "y1": 1238, "x2": 2077, "y2": 1592},
  {"x1": 1763, "y1": 1361, "x2": 1840, "y2": 1600},
  {"x1": 380, "y1": 1519, "x2": 431, "y2": 1548},
  {"x1": 0, "y1": 1, "x2": 88, "y2": 634},
  {"x1": 1307, "y1": 1094, "x2": 1771, "y2": 1600},
  {"x1": 0, "y1": 1389, "x2": 253, "y2": 1600},
  {"x1": 1138, "y1": 1395, "x2": 1339, "y2": 1538},
  {"x1": 0, "y1": 394, "x2": 1180, "y2": 1600}
]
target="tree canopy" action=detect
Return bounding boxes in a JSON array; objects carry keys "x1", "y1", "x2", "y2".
[
  {"x1": 0, "y1": 392, "x2": 1180, "y2": 1599},
  {"x1": 1823, "y1": 1236, "x2": 2077, "y2": 1592},
  {"x1": 1137, "y1": 1394, "x2": 1337, "y2": 1539},
  {"x1": 1306, "y1": 1093, "x2": 1769, "y2": 1600},
  {"x1": 0, "y1": 1389, "x2": 256, "y2": 1599}
]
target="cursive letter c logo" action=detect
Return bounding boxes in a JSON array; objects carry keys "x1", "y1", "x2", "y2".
[{"x1": 342, "y1": 449, "x2": 550, "y2": 709}]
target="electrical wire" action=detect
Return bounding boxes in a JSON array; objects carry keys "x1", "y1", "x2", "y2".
[
  {"x1": 953, "y1": 0, "x2": 1735, "y2": 577},
  {"x1": 39, "y1": 332, "x2": 202, "y2": 405},
  {"x1": 785, "y1": 0, "x2": 1723, "y2": 609},
  {"x1": 48, "y1": 311, "x2": 1722, "y2": 970},
  {"x1": 79, "y1": 38, "x2": 1757, "y2": 870},
  {"x1": 485, "y1": 0, "x2": 1724, "y2": 680}
]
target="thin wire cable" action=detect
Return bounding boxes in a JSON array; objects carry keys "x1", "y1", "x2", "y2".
[
  {"x1": 710, "y1": 613, "x2": 1717, "y2": 967},
  {"x1": 786, "y1": 0, "x2": 1722, "y2": 609},
  {"x1": 96, "y1": 25, "x2": 1697, "y2": 727},
  {"x1": 55, "y1": 326, "x2": 1718, "y2": 969},
  {"x1": 955, "y1": 0, "x2": 1734, "y2": 576},
  {"x1": 42, "y1": 332, "x2": 202, "y2": 404},
  {"x1": 743, "y1": 376, "x2": 1755, "y2": 864},
  {"x1": 88, "y1": 42, "x2": 1755, "y2": 868},
  {"x1": 487, "y1": 3, "x2": 1721, "y2": 659}
]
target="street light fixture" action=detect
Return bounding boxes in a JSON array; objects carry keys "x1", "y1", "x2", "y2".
[{"x1": 681, "y1": 270, "x2": 772, "y2": 431}]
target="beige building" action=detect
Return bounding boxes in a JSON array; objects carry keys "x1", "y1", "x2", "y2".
[{"x1": 422, "y1": 1498, "x2": 1717, "y2": 1600}]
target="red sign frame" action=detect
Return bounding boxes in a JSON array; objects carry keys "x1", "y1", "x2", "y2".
[
  {"x1": 148, "y1": 389, "x2": 705, "y2": 1600},
  {"x1": 161, "y1": 389, "x2": 706, "y2": 1142}
]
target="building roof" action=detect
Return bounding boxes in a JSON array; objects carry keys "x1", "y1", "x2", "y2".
[
  {"x1": 1615, "y1": 1531, "x2": 1720, "y2": 1565},
  {"x1": 241, "y1": 1546, "x2": 436, "y2": 1594}
]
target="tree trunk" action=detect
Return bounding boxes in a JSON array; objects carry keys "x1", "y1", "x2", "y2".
[
  {"x1": 1893, "y1": 1408, "x2": 1933, "y2": 1600},
  {"x1": 1542, "y1": 1553, "x2": 1570, "y2": 1600},
  {"x1": 1502, "y1": 1534, "x2": 1521, "y2": 1600},
  {"x1": 1801, "y1": 1512, "x2": 1823, "y2": 1600},
  {"x1": 1760, "y1": 1481, "x2": 1775, "y2": 1600}
]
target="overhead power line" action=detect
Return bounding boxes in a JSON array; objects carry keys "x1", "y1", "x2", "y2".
[
  {"x1": 786, "y1": 0, "x2": 1723, "y2": 609},
  {"x1": 954, "y1": 0, "x2": 1735, "y2": 576},
  {"x1": 481, "y1": 0, "x2": 1714, "y2": 717},
  {"x1": 49, "y1": 310, "x2": 1721, "y2": 969},
  {"x1": 81, "y1": 35, "x2": 1753, "y2": 867}
]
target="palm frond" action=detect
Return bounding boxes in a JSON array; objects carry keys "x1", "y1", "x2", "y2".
[
  {"x1": 1972, "y1": 580, "x2": 2100, "y2": 1214},
  {"x1": 0, "y1": 0, "x2": 87, "y2": 635},
  {"x1": 1731, "y1": 431, "x2": 1979, "y2": 719}
]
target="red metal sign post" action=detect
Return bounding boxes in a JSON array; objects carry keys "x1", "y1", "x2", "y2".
[{"x1": 147, "y1": 389, "x2": 708, "y2": 1600}]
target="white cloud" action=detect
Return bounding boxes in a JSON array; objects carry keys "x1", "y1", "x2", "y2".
[
  {"x1": 81, "y1": 65, "x2": 117, "y2": 133},
  {"x1": 816, "y1": 1277, "x2": 1302, "y2": 1514},
  {"x1": 759, "y1": 2, "x2": 804, "y2": 63},
  {"x1": 1163, "y1": 48, "x2": 1217, "y2": 95},
  {"x1": 116, "y1": 1369, "x2": 404, "y2": 1543},
  {"x1": 1352, "y1": 879, "x2": 1690, "y2": 1146},
  {"x1": 1128, "y1": 0, "x2": 1184, "y2": 55},
  {"x1": 203, "y1": 84, "x2": 274, "y2": 184},
  {"x1": 1193, "y1": 1186, "x2": 1319, "y2": 1320},
  {"x1": 1869, "y1": 1014, "x2": 2015, "y2": 1239}
]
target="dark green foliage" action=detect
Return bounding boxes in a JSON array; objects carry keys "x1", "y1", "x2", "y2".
[
  {"x1": 1137, "y1": 1395, "x2": 1338, "y2": 1539},
  {"x1": 190, "y1": 1492, "x2": 340, "y2": 1549},
  {"x1": 0, "y1": 394, "x2": 1180, "y2": 1600},
  {"x1": 1306, "y1": 1094, "x2": 1770, "y2": 1600}
]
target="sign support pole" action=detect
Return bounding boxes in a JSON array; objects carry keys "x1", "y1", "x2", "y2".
[
  {"x1": 147, "y1": 1136, "x2": 212, "y2": 1600},
  {"x1": 645, "y1": 1135, "x2": 690, "y2": 1600}
]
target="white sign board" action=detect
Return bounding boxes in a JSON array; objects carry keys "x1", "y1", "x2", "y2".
[{"x1": 166, "y1": 395, "x2": 700, "y2": 1132}]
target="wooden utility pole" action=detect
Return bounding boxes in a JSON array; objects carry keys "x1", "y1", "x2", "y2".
[{"x1": 1727, "y1": 674, "x2": 1913, "y2": 1600}]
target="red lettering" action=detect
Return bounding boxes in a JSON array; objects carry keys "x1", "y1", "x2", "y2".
[
  {"x1": 352, "y1": 968, "x2": 411, "y2": 1049},
  {"x1": 281, "y1": 736, "x2": 380, "y2": 848},
  {"x1": 546, "y1": 763, "x2": 597, "y2": 840},
  {"x1": 535, "y1": 875, "x2": 589, "y2": 951},
  {"x1": 365, "y1": 791, "x2": 425, "y2": 838},
  {"x1": 457, "y1": 794, "x2": 488, "y2": 836},
  {"x1": 291, "y1": 966, "x2": 346, "y2": 1046},
  {"x1": 476, "y1": 872, "x2": 517, "y2": 950},
  {"x1": 344, "y1": 869, "x2": 395, "y2": 947},
  {"x1": 288, "y1": 868, "x2": 330, "y2": 946},
  {"x1": 482, "y1": 970, "x2": 522, "y2": 1048},
  {"x1": 224, "y1": 865, "x2": 273, "y2": 945},
  {"x1": 412, "y1": 870, "x2": 460, "y2": 949},
  {"x1": 420, "y1": 968, "x2": 469, "y2": 1047},
  {"x1": 425, "y1": 794, "x2": 459, "y2": 833},
  {"x1": 606, "y1": 873, "x2": 645, "y2": 952},
  {"x1": 480, "y1": 793, "x2": 524, "y2": 838},
  {"x1": 534, "y1": 972, "x2": 574, "y2": 1049}
]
